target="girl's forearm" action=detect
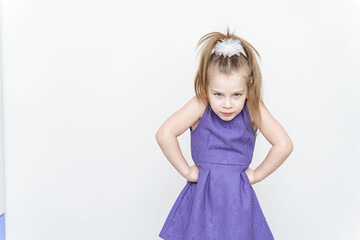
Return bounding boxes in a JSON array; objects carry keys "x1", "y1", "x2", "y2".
[
  {"x1": 254, "y1": 142, "x2": 293, "y2": 183},
  {"x1": 156, "y1": 133, "x2": 191, "y2": 179}
]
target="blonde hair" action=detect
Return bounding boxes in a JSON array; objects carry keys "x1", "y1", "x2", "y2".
[{"x1": 193, "y1": 26, "x2": 263, "y2": 136}]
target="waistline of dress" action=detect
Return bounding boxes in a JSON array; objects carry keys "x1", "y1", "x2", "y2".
[{"x1": 195, "y1": 162, "x2": 249, "y2": 171}]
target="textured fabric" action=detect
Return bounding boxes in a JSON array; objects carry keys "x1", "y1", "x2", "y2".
[{"x1": 159, "y1": 99, "x2": 274, "y2": 240}]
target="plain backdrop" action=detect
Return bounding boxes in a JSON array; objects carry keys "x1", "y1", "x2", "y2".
[{"x1": 1, "y1": 0, "x2": 360, "y2": 239}]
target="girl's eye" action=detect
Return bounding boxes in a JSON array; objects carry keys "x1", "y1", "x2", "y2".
[{"x1": 214, "y1": 93, "x2": 241, "y2": 97}]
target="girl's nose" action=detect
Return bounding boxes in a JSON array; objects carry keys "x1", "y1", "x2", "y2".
[{"x1": 223, "y1": 99, "x2": 232, "y2": 108}]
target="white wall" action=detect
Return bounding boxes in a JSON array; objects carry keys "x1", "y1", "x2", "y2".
[
  {"x1": 0, "y1": 27, "x2": 4, "y2": 216},
  {"x1": 1, "y1": 0, "x2": 360, "y2": 239}
]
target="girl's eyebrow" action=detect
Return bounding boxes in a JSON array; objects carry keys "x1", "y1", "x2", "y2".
[{"x1": 211, "y1": 89, "x2": 245, "y2": 93}]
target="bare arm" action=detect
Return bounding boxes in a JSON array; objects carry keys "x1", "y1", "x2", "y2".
[
  {"x1": 253, "y1": 100, "x2": 294, "y2": 183},
  {"x1": 155, "y1": 96, "x2": 206, "y2": 179}
]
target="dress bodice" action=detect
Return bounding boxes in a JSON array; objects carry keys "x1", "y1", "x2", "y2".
[{"x1": 190, "y1": 99, "x2": 256, "y2": 166}]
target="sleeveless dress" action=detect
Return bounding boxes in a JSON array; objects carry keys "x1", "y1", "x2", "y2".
[{"x1": 159, "y1": 99, "x2": 274, "y2": 240}]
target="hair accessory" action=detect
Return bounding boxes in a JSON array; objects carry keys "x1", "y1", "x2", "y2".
[{"x1": 214, "y1": 38, "x2": 244, "y2": 58}]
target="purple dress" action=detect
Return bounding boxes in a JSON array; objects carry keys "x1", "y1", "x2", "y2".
[{"x1": 159, "y1": 99, "x2": 274, "y2": 240}]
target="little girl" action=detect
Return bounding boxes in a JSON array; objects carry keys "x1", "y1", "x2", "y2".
[{"x1": 156, "y1": 27, "x2": 293, "y2": 240}]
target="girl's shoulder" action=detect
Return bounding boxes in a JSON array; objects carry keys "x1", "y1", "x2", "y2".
[{"x1": 190, "y1": 97, "x2": 208, "y2": 132}]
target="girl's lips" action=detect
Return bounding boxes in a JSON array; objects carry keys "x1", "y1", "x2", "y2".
[{"x1": 222, "y1": 112, "x2": 233, "y2": 116}]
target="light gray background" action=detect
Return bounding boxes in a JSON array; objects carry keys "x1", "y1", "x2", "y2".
[{"x1": 1, "y1": 0, "x2": 360, "y2": 239}]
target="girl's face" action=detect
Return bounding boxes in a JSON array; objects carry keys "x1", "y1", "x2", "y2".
[{"x1": 207, "y1": 69, "x2": 248, "y2": 121}]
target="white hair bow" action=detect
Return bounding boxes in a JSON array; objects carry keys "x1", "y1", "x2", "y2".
[{"x1": 214, "y1": 38, "x2": 244, "y2": 58}]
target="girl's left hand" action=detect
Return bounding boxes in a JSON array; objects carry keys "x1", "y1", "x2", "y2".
[{"x1": 245, "y1": 167, "x2": 256, "y2": 185}]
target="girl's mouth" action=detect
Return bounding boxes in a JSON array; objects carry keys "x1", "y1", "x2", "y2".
[{"x1": 221, "y1": 112, "x2": 233, "y2": 116}]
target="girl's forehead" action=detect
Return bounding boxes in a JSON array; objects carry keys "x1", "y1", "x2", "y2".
[{"x1": 208, "y1": 72, "x2": 247, "y2": 89}]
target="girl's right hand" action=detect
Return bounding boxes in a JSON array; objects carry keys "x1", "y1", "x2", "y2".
[
  {"x1": 245, "y1": 167, "x2": 256, "y2": 185},
  {"x1": 185, "y1": 164, "x2": 199, "y2": 182}
]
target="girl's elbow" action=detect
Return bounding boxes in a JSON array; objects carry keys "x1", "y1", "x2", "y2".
[
  {"x1": 278, "y1": 139, "x2": 293, "y2": 154},
  {"x1": 155, "y1": 129, "x2": 165, "y2": 142},
  {"x1": 284, "y1": 140, "x2": 294, "y2": 154},
  {"x1": 155, "y1": 127, "x2": 172, "y2": 142}
]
